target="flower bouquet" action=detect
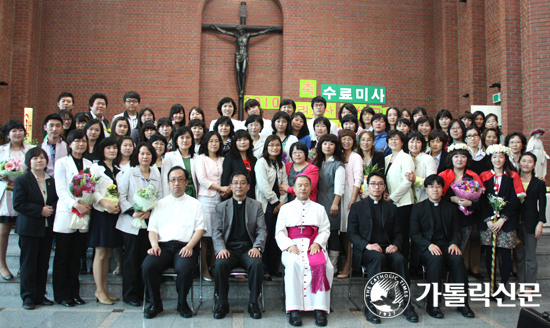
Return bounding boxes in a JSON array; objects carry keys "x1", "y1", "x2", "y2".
[
  {"x1": 450, "y1": 180, "x2": 484, "y2": 215},
  {"x1": 132, "y1": 185, "x2": 158, "y2": 228},
  {"x1": 69, "y1": 169, "x2": 99, "y2": 230},
  {"x1": 104, "y1": 184, "x2": 119, "y2": 206},
  {"x1": 308, "y1": 148, "x2": 317, "y2": 164},
  {"x1": 361, "y1": 163, "x2": 384, "y2": 194},
  {"x1": 487, "y1": 193, "x2": 508, "y2": 294},
  {"x1": 0, "y1": 158, "x2": 24, "y2": 191},
  {"x1": 282, "y1": 150, "x2": 290, "y2": 164}
]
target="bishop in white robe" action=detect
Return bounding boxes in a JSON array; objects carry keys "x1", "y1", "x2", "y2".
[{"x1": 275, "y1": 175, "x2": 333, "y2": 327}]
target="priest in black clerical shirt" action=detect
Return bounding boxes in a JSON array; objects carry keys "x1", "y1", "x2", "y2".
[
  {"x1": 212, "y1": 171, "x2": 267, "y2": 320},
  {"x1": 347, "y1": 172, "x2": 418, "y2": 324},
  {"x1": 410, "y1": 174, "x2": 475, "y2": 319}
]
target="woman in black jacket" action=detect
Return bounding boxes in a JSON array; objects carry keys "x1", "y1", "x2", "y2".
[
  {"x1": 220, "y1": 130, "x2": 256, "y2": 199},
  {"x1": 479, "y1": 145, "x2": 523, "y2": 300},
  {"x1": 516, "y1": 152, "x2": 546, "y2": 291},
  {"x1": 13, "y1": 147, "x2": 58, "y2": 310}
]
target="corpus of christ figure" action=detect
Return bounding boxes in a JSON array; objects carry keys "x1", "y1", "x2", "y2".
[{"x1": 210, "y1": 24, "x2": 275, "y2": 98}]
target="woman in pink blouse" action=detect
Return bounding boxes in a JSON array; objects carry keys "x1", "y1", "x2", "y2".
[
  {"x1": 195, "y1": 131, "x2": 230, "y2": 281},
  {"x1": 280, "y1": 142, "x2": 319, "y2": 202}
]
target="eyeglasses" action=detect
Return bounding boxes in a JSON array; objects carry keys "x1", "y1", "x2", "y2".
[
  {"x1": 368, "y1": 182, "x2": 385, "y2": 187},
  {"x1": 466, "y1": 134, "x2": 479, "y2": 139},
  {"x1": 427, "y1": 185, "x2": 443, "y2": 189},
  {"x1": 292, "y1": 151, "x2": 304, "y2": 155},
  {"x1": 169, "y1": 177, "x2": 187, "y2": 183},
  {"x1": 125, "y1": 99, "x2": 139, "y2": 104},
  {"x1": 231, "y1": 181, "x2": 248, "y2": 186}
]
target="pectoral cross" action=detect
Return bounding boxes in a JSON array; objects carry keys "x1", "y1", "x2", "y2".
[{"x1": 300, "y1": 225, "x2": 305, "y2": 234}]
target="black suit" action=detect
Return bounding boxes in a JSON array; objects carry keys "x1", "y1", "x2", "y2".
[
  {"x1": 212, "y1": 197, "x2": 267, "y2": 305},
  {"x1": 410, "y1": 199, "x2": 467, "y2": 307},
  {"x1": 347, "y1": 197, "x2": 409, "y2": 285},
  {"x1": 520, "y1": 176, "x2": 546, "y2": 233},
  {"x1": 13, "y1": 171, "x2": 58, "y2": 305},
  {"x1": 436, "y1": 151, "x2": 449, "y2": 174},
  {"x1": 220, "y1": 155, "x2": 256, "y2": 199}
]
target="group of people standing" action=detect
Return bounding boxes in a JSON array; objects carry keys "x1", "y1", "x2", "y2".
[{"x1": 0, "y1": 91, "x2": 545, "y2": 325}]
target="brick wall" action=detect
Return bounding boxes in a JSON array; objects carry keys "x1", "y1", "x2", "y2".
[
  {"x1": 0, "y1": 0, "x2": 548, "y2": 169},
  {"x1": 0, "y1": 0, "x2": 15, "y2": 124}
]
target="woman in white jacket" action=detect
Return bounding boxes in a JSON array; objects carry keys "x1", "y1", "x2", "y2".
[
  {"x1": 0, "y1": 120, "x2": 33, "y2": 280},
  {"x1": 52, "y1": 130, "x2": 92, "y2": 306},
  {"x1": 161, "y1": 127, "x2": 198, "y2": 198},
  {"x1": 115, "y1": 142, "x2": 162, "y2": 307},
  {"x1": 405, "y1": 131, "x2": 437, "y2": 203},
  {"x1": 384, "y1": 130, "x2": 415, "y2": 261},
  {"x1": 88, "y1": 138, "x2": 122, "y2": 305},
  {"x1": 255, "y1": 135, "x2": 288, "y2": 280}
]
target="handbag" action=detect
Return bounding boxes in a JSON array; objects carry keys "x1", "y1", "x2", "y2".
[{"x1": 517, "y1": 308, "x2": 550, "y2": 328}]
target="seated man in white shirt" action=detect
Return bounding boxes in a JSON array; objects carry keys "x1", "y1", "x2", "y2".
[
  {"x1": 142, "y1": 166, "x2": 205, "y2": 319},
  {"x1": 276, "y1": 175, "x2": 333, "y2": 327}
]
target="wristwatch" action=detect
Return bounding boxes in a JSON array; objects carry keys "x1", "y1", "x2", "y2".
[{"x1": 256, "y1": 247, "x2": 262, "y2": 253}]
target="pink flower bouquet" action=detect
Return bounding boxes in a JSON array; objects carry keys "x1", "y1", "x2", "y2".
[
  {"x1": 0, "y1": 158, "x2": 24, "y2": 181},
  {"x1": 450, "y1": 180, "x2": 484, "y2": 215},
  {"x1": 69, "y1": 169, "x2": 99, "y2": 230}
]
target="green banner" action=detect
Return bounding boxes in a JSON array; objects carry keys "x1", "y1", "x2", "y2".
[{"x1": 320, "y1": 84, "x2": 386, "y2": 104}]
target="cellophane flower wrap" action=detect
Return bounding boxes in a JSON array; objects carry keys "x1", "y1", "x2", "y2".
[
  {"x1": 450, "y1": 179, "x2": 484, "y2": 215},
  {"x1": 69, "y1": 169, "x2": 99, "y2": 230},
  {"x1": 0, "y1": 158, "x2": 24, "y2": 190},
  {"x1": 132, "y1": 185, "x2": 158, "y2": 229},
  {"x1": 104, "y1": 184, "x2": 119, "y2": 206}
]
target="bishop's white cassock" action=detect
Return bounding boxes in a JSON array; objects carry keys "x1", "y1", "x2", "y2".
[{"x1": 275, "y1": 198, "x2": 333, "y2": 313}]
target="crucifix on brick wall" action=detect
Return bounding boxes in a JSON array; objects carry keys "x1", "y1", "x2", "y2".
[{"x1": 203, "y1": 2, "x2": 282, "y2": 120}]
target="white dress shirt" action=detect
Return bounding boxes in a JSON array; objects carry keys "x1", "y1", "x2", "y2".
[{"x1": 148, "y1": 193, "x2": 205, "y2": 243}]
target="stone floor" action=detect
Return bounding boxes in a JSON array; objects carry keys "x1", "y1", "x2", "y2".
[{"x1": 0, "y1": 295, "x2": 547, "y2": 328}]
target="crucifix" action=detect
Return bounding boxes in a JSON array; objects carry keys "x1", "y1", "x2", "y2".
[{"x1": 203, "y1": 2, "x2": 282, "y2": 120}]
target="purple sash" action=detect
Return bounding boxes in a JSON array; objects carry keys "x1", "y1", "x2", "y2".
[{"x1": 287, "y1": 226, "x2": 330, "y2": 293}]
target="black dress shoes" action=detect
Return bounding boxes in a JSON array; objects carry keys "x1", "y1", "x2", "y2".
[
  {"x1": 289, "y1": 311, "x2": 302, "y2": 326},
  {"x1": 125, "y1": 300, "x2": 142, "y2": 307},
  {"x1": 426, "y1": 306, "x2": 444, "y2": 319},
  {"x1": 403, "y1": 305, "x2": 419, "y2": 322},
  {"x1": 315, "y1": 310, "x2": 327, "y2": 326},
  {"x1": 263, "y1": 275, "x2": 272, "y2": 281},
  {"x1": 143, "y1": 302, "x2": 164, "y2": 319},
  {"x1": 73, "y1": 296, "x2": 86, "y2": 305},
  {"x1": 364, "y1": 305, "x2": 381, "y2": 324},
  {"x1": 36, "y1": 298, "x2": 54, "y2": 306},
  {"x1": 468, "y1": 270, "x2": 484, "y2": 280},
  {"x1": 458, "y1": 304, "x2": 475, "y2": 318},
  {"x1": 248, "y1": 302, "x2": 262, "y2": 319},
  {"x1": 59, "y1": 299, "x2": 76, "y2": 307},
  {"x1": 214, "y1": 303, "x2": 230, "y2": 319},
  {"x1": 22, "y1": 303, "x2": 35, "y2": 310},
  {"x1": 178, "y1": 301, "x2": 193, "y2": 318}
]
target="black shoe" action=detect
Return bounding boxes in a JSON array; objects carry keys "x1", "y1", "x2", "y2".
[
  {"x1": 263, "y1": 275, "x2": 272, "y2": 281},
  {"x1": 59, "y1": 299, "x2": 76, "y2": 307},
  {"x1": 248, "y1": 302, "x2": 262, "y2": 319},
  {"x1": 178, "y1": 301, "x2": 193, "y2": 318},
  {"x1": 1, "y1": 273, "x2": 13, "y2": 280},
  {"x1": 289, "y1": 311, "x2": 302, "y2": 326},
  {"x1": 364, "y1": 305, "x2": 381, "y2": 324},
  {"x1": 126, "y1": 300, "x2": 142, "y2": 307},
  {"x1": 457, "y1": 304, "x2": 475, "y2": 318},
  {"x1": 426, "y1": 306, "x2": 444, "y2": 319},
  {"x1": 22, "y1": 303, "x2": 35, "y2": 310},
  {"x1": 144, "y1": 302, "x2": 163, "y2": 319},
  {"x1": 36, "y1": 298, "x2": 54, "y2": 306},
  {"x1": 214, "y1": 303, "x2": 229, "y2": 319},
  {"x1": 468, "y1": 270, "x2": 484, "y2": 280},
  {"x1": 73, "y1": 296, "x2": 86, "y2": 305},
  {"x1": 315, "y1": 310, "x2": 327, "y2": 326},
  {"x1": 404, "y1": 305, "x2": 419, "y2": 323}
]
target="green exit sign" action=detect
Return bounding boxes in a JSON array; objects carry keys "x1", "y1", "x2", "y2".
[{"x1": 493, "y1": 93, "x2": 501, "y2": 103}]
